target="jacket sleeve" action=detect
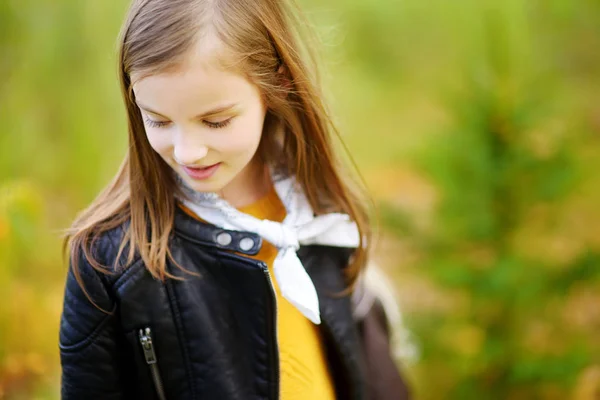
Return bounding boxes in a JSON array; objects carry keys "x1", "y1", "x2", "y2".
[
  {"x1": 352, "y1": 263, "x2": 412, "y2": 400},
  {"x1": 59, "y1": 241, "x2": 127, "y2": 399}
]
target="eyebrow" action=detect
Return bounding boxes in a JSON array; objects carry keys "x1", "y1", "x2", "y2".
[{"x1": 136, "y1": 102, "x2": 238, "y2": 119}]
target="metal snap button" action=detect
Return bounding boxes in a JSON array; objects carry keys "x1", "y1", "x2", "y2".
[
  {"x1": 216, "y1": 232, "x2": 232, "y2": 246},
  {"x1": 239, "y1": 237, "x2": 255, "y2": 251}
]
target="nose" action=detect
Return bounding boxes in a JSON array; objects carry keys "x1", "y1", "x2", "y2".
[{"x1": 172, "y1": 127, "x2": 209, "y2": 166}]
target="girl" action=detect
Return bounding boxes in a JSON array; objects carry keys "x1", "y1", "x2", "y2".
[{"x1": 59, "y1": 0, "x2": 409, "y2": 399}]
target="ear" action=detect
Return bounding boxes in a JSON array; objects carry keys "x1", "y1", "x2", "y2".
[{"x1": 277, "y1": 64, "x2": 292, "y2": 92}]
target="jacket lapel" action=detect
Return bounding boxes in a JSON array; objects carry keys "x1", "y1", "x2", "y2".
[{"x1": 299, "y1": 245, "x2": 367, "y2": 400}]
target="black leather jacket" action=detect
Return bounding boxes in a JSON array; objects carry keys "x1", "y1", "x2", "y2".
[{"x1": 59, "y1": 207, "x2": 408, "y2": 399}]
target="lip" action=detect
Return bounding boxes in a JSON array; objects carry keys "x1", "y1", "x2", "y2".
[{"x1": 181, "y1": 163, "x2": 221, "y2": 180}]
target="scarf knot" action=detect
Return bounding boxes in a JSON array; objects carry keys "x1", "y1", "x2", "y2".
[{"x1": 259, "y1": 220, "x2": 299, "y2": 250}]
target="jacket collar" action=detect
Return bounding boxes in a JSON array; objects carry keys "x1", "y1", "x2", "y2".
[{"x1": 173, "y1": 205, "x2": 263, "y2": 256}]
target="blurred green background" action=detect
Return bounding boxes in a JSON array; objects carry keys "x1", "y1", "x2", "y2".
[{"x1": 1, "y1": 0, "x2": 600, "y2": 398}]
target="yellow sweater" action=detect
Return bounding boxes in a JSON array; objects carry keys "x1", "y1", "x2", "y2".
[{"x1": 181, "y1": 185, "x2": 336, "y2": 399}]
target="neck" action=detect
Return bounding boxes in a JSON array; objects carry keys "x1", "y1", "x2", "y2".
[{"x1": 218, "y1": 158, "x2": 270, "y2": 208}]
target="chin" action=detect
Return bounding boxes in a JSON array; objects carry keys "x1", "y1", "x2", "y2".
[
  {"x1": 185, "y1": 181, "x2": 223, "y2": 193},
  {"x1": 179, "y1": 175, "x2": 226, "y2": 194}
]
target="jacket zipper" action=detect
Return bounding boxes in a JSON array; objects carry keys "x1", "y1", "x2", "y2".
[
  {"x1": 139, "y1": 327, "x2": 167, "y2": 400},
  {"x1": 260, "y1": 262, "x2": 280, "y2": 400}
]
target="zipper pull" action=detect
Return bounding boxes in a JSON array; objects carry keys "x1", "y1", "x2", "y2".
[{"x1": 138, "y1": 327, "x2": 157, "y2": 365}]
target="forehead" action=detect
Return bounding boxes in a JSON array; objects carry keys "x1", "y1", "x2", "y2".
[{"x1": 131, "y1": 36, "x2": 254, "y2": 111}]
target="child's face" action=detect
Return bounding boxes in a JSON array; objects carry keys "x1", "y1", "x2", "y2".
[{"x1": 132, "y1": 40, "x2": 267, "y2": 201}]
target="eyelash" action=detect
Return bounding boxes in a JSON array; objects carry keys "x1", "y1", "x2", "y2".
[
  {"x1": 143, "y1": 117, "x2": 232, "y2": 129},
  {"x1": 204, "y1": 119, "x2": 232, "y2": 129}
]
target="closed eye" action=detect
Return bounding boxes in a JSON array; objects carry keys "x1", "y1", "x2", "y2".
[
  {"x1": 143, "y1": 117, "x2": 233, "y2": 129},
  {"x1": 144, "y1": 117, "x2": 171, "y2": 129},
  {"x1": 202, "y1": 118, "x2": 232, "y2": 129}
]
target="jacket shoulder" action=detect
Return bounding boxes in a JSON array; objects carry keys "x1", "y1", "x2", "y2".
[
  {"x1": 89, "y1": 222, "x2": 136, "y2": 273},
  {"x1": 59, "y1": 222, "x2": 135, "y2": 349}
]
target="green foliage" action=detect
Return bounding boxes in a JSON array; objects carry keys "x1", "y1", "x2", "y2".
[{"x1": 377, "y1": 1, "x2": 600, "y2": 398}]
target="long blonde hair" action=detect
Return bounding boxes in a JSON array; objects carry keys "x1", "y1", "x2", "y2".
[{"x1": 64, "y1": 0, "x2": 372, "y2": 301}]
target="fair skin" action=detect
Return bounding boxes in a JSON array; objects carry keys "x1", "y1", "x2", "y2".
[{"x1": 132, "y1": 35, "x2": 270, "y2": 208}]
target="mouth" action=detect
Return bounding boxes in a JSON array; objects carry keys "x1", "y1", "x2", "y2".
[{"x1": 181, "y1": 162, "x2": 221, "y2": 181}]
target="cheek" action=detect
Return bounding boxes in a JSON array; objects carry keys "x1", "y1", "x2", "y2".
[
  {"x1": 145, "y1": 131, "x2": 173, "y2": 159},
  {"x1": 225, "y1": 131, "x2": 262, "y2": 154},
  {"x1": 219, "y1": 113, "x2": 265, "y2": 157}
]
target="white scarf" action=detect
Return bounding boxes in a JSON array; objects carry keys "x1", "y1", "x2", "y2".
[{"x1": 176, "y1": 170, "x2": 360, "y2": 324}]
